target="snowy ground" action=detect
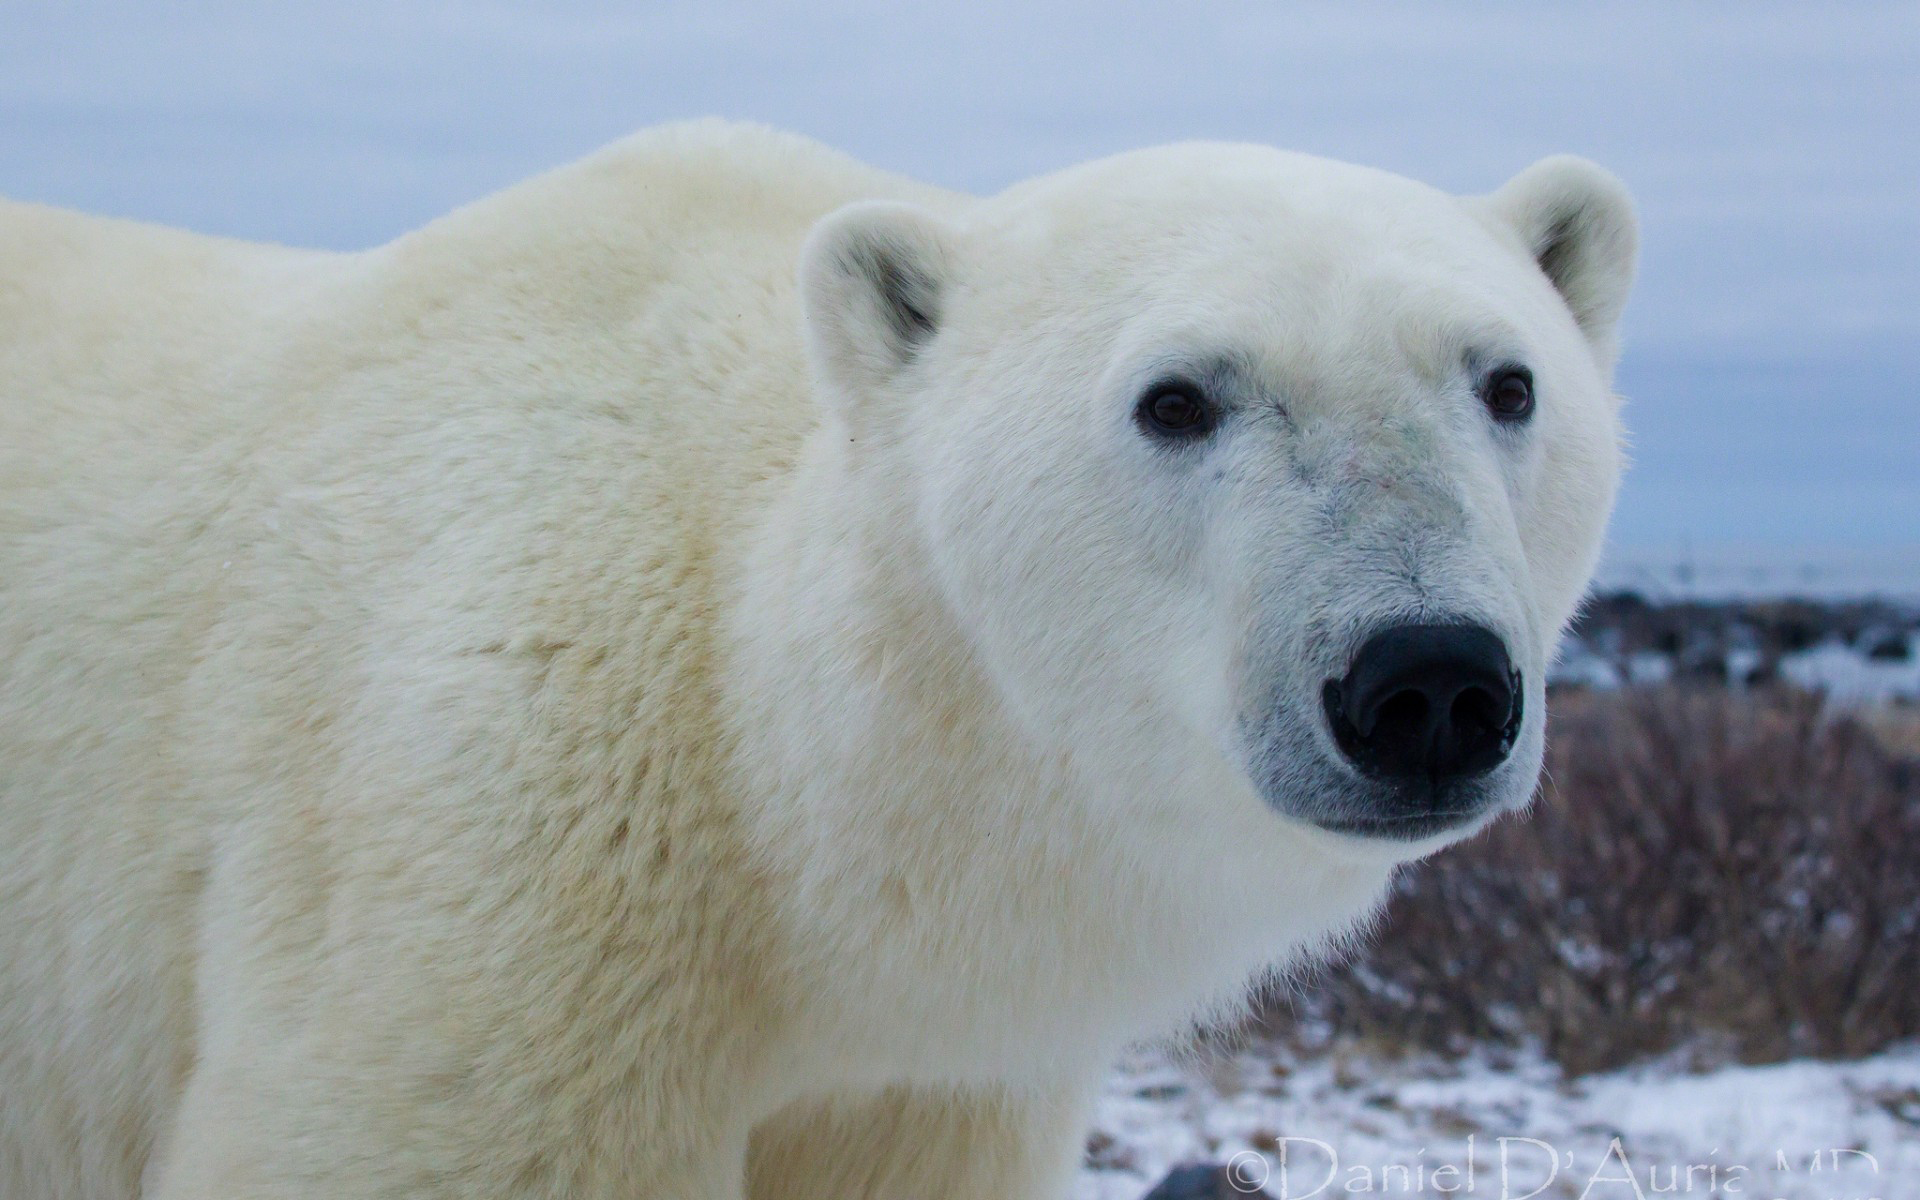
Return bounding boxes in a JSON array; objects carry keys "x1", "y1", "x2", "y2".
[
  {"x1": 1077, "y1": 1040, "x2": 1920, "y2": 1199},
  {"x1": 1550, "y1": 633, "x2": 1920, "y2": 703}
]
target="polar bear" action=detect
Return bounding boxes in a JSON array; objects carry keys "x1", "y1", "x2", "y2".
[{"x1": 0, "y1": 120, "x2": 1633, "y2": 1199}]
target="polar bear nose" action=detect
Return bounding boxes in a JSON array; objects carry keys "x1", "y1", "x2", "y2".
[{"x1": 1323, "y1": 623, "x2": 1521, "y2": 784}]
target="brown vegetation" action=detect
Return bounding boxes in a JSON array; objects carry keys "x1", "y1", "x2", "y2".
[{"x1": 1263, "y1": 686, "x2": 1920, "y2": 1075}]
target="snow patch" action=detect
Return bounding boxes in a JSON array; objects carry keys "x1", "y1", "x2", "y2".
[{"x1": 1078, "y1": 1042, "x2": 1920, "y2": 1199}]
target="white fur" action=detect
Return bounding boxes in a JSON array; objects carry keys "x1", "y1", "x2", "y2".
[{"x1": 0, "y1": 121, "x2": 1634, "y2": 1198}]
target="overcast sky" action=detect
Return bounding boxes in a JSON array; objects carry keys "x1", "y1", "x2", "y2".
[{"x1": 5, "y1": 1, "x2": 1915, "y2": 553}]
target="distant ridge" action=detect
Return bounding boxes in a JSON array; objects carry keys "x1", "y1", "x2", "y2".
[{"x1": 1595, "y1": 544, "x2": 1920, "y2": 602}]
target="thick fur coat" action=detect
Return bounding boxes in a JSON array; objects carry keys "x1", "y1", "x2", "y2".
[{"x1": 0, "y1": 121, "x2": 1634, "y2": 1198}]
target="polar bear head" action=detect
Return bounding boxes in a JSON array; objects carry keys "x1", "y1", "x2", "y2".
[{"x1": 798, "y1": 145, "x2": 1634, "y2": 873}]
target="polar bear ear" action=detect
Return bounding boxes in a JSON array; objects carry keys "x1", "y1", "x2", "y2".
[
  {"x1": 799, "y1": 201, "x2": 956, "y2": 412},
  {"x1": 1485, "y1": 156, "x2": 1639, "y2": 364}
]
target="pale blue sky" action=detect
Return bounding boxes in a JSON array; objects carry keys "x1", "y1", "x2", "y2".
[{"x1": 5, "y1": 1, "x2": 1915, "y2": 552}]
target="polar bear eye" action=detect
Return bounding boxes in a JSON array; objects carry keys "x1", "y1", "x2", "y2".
[
  {"x1": 1135, "y1": 382, "x2": 1217, "y2": 440},
  {"x1": 1481, "y1": 365, "x2": 1535, "y2": 422}
]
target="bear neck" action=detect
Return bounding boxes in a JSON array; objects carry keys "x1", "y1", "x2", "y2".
[{"x1": 718, "y1": 429, "x2": 1379, "y2": 1088}]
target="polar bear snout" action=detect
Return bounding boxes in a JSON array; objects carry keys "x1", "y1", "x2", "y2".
[{"x1": 1320, "y1": 623, "x2": 1522, "y2": 822}]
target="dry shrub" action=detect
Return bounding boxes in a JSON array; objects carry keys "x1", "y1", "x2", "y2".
[{"x1": 1265, "y1": 686, "x2": 1920, "y2": 1074}]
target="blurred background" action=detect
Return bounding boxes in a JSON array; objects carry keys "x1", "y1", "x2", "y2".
[
  {"x1": 7, "y1": 5, "x2": 1915, "y2": 1197},
  {"x1": 6, "y1": 0, "x2": 1916, "y2": 588}
]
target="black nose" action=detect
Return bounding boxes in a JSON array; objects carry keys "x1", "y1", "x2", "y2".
[{"x1": 1323, "y1": 623, "x2": 1522, "y2": 783}]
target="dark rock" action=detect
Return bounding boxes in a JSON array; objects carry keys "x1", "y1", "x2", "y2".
[
  {"x1": 1140, "y1": 1161, "x2": 1275, "y2": 1199},
  {"x1": 1865, "y1": 630, "x2": 1912, "y2": 661}
]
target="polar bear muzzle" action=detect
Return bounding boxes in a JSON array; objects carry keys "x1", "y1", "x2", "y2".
[{"x1": 1318, "y1": 622, "x2": 1523, "y2": 837}]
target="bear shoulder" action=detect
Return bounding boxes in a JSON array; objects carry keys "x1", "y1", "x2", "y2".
[{"x1": 388, "y1": 119, "x2": 965, "y2": 278}]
